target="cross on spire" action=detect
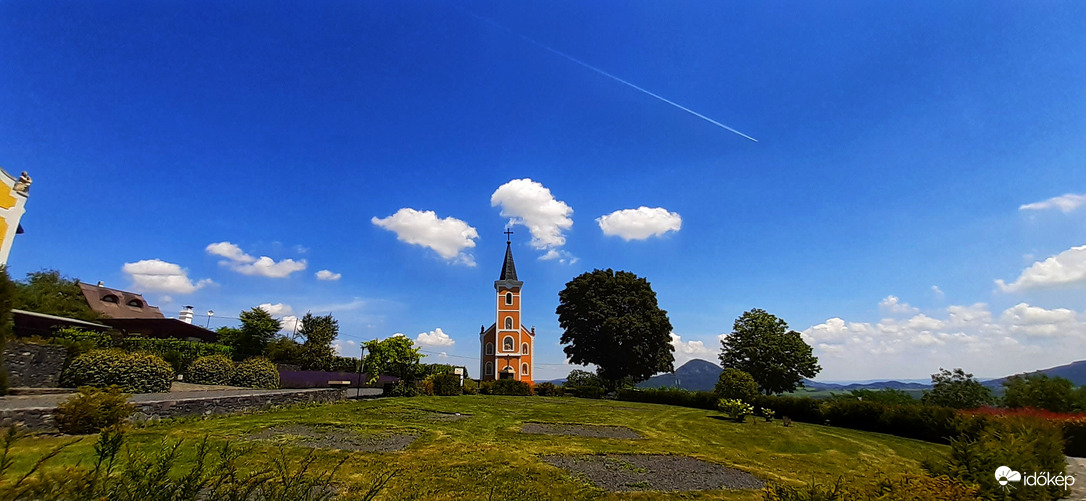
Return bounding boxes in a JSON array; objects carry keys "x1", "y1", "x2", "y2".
[{"x1": 504, "y1": 228, "x2": 514, "y2": 243}]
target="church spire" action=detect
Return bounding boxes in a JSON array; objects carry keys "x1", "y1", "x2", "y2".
[{"x1": 495, "y1": 230, "x2": 523, "y2": 290}]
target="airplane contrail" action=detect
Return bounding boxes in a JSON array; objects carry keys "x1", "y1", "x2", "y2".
[{"x1": 468, "y1": 12, "x2": 758, "y2": 143}]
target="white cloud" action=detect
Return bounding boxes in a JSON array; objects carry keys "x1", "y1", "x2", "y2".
[
  {"x1": 931, "y1": 285, "x2": 945, "y2": 299},
  {"x1": 122, "y1": 259, "x2": 213, "y2": 294},
  {"x1": 539, "y1": 249, "x2": 579, "y2": 265},
  {"x1": 280, "y1": 315, "x2": 301, "y2": 334},
  {"x1": 332, "y1": 339, "x2": 356, "y2": 355},
  {"x1": 996, "y1": 245, "x2": 1086, "y2": 292},
  {"x1": 670, "y1": 333, "x2": 717, "y2": 367},
  {"x1": 258, "y1": 303, "x2": 294, "y2": 316},
  {"x1": 1019, "y1": 193, "x2": 1086, "y2": 213},
  {"x1": 878, "y1": 295, "x2": 919, "y2": 315},
  {"x1": 596, "y1": 207, "x2": 682, "y2": 241},
  {"x1": 315, "y1": 269, "x2": 342, "y2": 281},
  {"x1": 371, "y1": 208, "x2": 478, "y2": 266},
  {"x1": 206, "y1": 241, "x2": 307, "y2": 278},
  {"x1": 490, "y1": 179, "x2": 574, "y2": 250},
  {"x1": 258, "y1": 303, "x2": 301, "y2": 333},
  {"x1": 803, "y1": 299, "x2": 1086, "y2": 380},
  {"x1": 416, "y1": 328, "x2": 455, "y2": 347}
]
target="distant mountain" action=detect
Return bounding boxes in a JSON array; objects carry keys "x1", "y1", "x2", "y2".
[
  {"x1": 639, "y1": 359, "x2": 723, "y2": 392},
  {"x1": 982, "y1": 360, "x2": 1086, "y2": 389},
  {"x1": 801, "y1": 379, "x2": 929, "y2": 391}
]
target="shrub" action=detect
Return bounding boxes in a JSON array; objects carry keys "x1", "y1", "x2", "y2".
[
  {"x1": 231, "y1": 357, "x2": 280, "y2": 389},
  {"x1": 481, "y1": 379, "x2": 532, "y2": 396},
  {"x1": 752, "y1": 395, "x2": 824, "y2": 424},
  {"x1": 185, "y1": 354, "x2": 236, "y2": 386},
  {"x1": 616, "y1": 388, "x2": 718, "y2": 409},
  {"x1": 52, "y1": 328, "x2": 113, "y2": 361},
  {"x1": 761, "y1": 408, "x2": 775, "y2": 422},
  {"x1": 462, "y1": 378, "x2": 478, "y2": 395},
  {"x1": 54, "y1": 386, "x2": 135, "y2": 434},
  {"x1": 535, "y1": 382, "x2": 563, "y2": 397},
  {"x1": 388, "y1": 380, "x2": 419, "y2": 397},
  {"x1": 478, "y1": 380, "x2": 495, "y2": 395},
  {"x1": 118, "y1": 338, "x2": 233, "y2": 373},
  {"x1": 418, "y1": 377, "x2": 435, "y2": 396},
  {"x1": 61, "y1": 349, "x2": 174, "y2": 393},
  {"x1": 568, "y1": 385, "x2": 603, "y2": 399},
  {"x1": 432, "y1": 373, "x2": 461, "y2": 396},
  {"x1": 715, "y1": 368, "x2": 760, "y2": 403},
  {"x1": 718, "y1": 398, "x2": 754, "y2": 422},
  {"x1": 761, "y1": 473, "x2": 979, "y2": 501}
]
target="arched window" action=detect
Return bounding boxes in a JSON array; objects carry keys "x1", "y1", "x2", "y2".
[
  {"x1": 505, "y1": 292, "x2": 513, "y2": 305},
  {"x1": 126, "y1": 299, "x2": 143, "y2": 308},
  {"x1": 101, "y1": 295, "x2": 119, "y2": 304},
  {"x1": 521, "y1": 363, "x2": 529, "y2": 376},
  {"x1": 485, "y1": 343, "x2": 494, "y2": 355},
  {"x1": 503, "y1": 336, "x2": 514, "y2": 351},
  {"x1": 504, "y1": 317, "x2": 513, "y2": 329},
  {"x1": 485, "y1": 362, "x2": 493, "y2": 375},
  {"x1": 521, "y1": 343, "x2": 529, "y2": 355}
]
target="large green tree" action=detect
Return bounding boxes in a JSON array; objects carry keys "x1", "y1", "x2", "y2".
[
  {"x1": 921, "y1": 368, "x2": 993, "y2": 409},
  {"x1": 718, "y1": 309, "x2": 821, "y2": 395},
  {"x1": 362, "y1": 335, "x2": 422, "y2": 384},
  {"x1": 556, "y1": 269, "x2": 674, "y2": 390},
  {"x1": 221, "y1": 307, "x2": 281, "y2": 358},
  {"x1": 297, "y1": 312, "x2": 339, "y2": 371},
  {"x1": 1002, "y1": 373, "x2": 1075, "y2": 412},
  {"x1": 12, "y1": 270, "x2": 97, "y2": 321}
]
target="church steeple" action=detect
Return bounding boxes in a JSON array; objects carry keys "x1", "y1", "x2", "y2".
[
  {"x1": 482, "y1": 232, "x2": 533, "y2": 383},
  {"x1": 498, "y1": 241, "x2": 518, "y2": 281}
]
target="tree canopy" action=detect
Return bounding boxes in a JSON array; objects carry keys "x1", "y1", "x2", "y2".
[
  {"x1": 718, "y1": 308, "x2": 821, "y2": 395},
  {"x1": 556, "y1": 269, "x2": 674, "y2": 390},
  {"x1": 219, "y1": 307, "x2": 281, "y2": 358},
  {"x1": 1002, "y1": 373, "x2": 1078, "y2": 413},
  {"x1": 297, "y1": 312, "x2": 339, "y2": 370},
  {"x1": 362, "y1": 335, "x2": 422, "y2": 384},
  {"x1": 714, "y1": 368, "x2": 760, "y2": 403},
  {"x1": 921, "y1": 368, "x2": 993, "y2": 409},
  {"x1": 12, "y1": 270, "x2": 98, "y2": 321}
]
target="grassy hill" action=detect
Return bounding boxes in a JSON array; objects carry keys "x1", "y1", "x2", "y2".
[{"x1": 6, "y1": 396, "x2": 947, "y2": 500}]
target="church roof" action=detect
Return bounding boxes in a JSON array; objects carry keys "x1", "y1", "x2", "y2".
[{"x1": 498, "y1": 241, "x2": 518, "y2": 281}]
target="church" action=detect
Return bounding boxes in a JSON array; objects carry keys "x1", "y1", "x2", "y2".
[{"x1": 479, "y1": 235, "x2": 534, "y2": 383}]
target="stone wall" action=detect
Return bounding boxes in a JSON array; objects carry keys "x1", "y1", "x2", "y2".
[
  {"x1": 2, "y1": 342, "x2": 68, "y2": 388},
  {"x1": 0, "y1": 388, "x2": 345, "y2": 431}
]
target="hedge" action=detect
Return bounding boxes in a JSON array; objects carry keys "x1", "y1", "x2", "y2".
[
  {"x1": 61, "y1": 349, "x2": 174, "y2": 393},
  {"x1": 119, "y1": 338, "x2": 233, "y2": 372},
  {"x1": 479, "y1": 379, "x2": 532, "y2": 396},
  {"x1": 232, "y1": 357, "x2": 280, "y2": 389},
  {"x1": 185, "y1": 354, "x2": 236, "y2": 386},
  {"x1": 432, "y1": 374, "x2": 462, "y2": 396}
]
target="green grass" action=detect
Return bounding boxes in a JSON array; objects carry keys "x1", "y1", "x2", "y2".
[{"x1": 5, "y1": 396, "x2": 947, "y2": 500}]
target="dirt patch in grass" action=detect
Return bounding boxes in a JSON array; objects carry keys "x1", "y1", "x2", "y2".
[
  {"x1": 248, "y1": 425, "x2": 416, "y2": 452},
  {"x1": 542, "y1": 454, "x2": 765, "y2": 492},
  {"x1": 424, "y1": 411, "x2": 470, "y2": 422},
  {"x1": 522, "y1": 422, "x2": 642, "y2": 439}
]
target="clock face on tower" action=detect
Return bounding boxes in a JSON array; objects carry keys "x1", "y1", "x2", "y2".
[{"x1": 480, "y1": 237, "x2": 534, "y2": 383}]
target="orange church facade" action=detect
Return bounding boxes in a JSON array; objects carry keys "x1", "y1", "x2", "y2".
[{"x1": 479, "y1": 240, "x2": 534, "y2": 383}]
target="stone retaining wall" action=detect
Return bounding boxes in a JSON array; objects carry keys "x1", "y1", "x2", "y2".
[
  {"x1": 0, "y1": 388, "x2": 345, "y2": 431},
  {"x1": 2, "y1": 342, "x2": 68, "y2": 388}
]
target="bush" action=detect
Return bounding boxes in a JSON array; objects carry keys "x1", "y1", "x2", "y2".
[
  {"x1": 462, "y1": 378, "x2": 478, "y2": 395},
  {"x1": 418, "y1": 377, "x2": 435, "y2": 396},
  {"x1": 616, "y1": 388, "x2": 718, "y2": 409},
  {"x1": 118, "y1": 338, "x2": 233, "y2": 373},
  {"x1": 715, "y1": 368, "x2": 760, "y2": 403},
  {"x1": 717, "y1": 398, "x2": 754, "y2": 422},
  {"x1": 535, "y1": 382, "x2": 563, "y2": 397},
  {"x1": 479, "y1": 379, "x2": 532, "y2": 396},
  {"x1": 1064, "y1": 418, "x2": 1086, "y2": 457},
  {"x1": 753, "y1": 395, "x2": 825, "y2": 424},
  {"x1": 52, "y1": 328, "x2": 113, "y2": 361},
  {"x1": 478, "y1": 380, "x2": 495, "y2": 395},
  {"x1": 388, "y1": 380, "x2": 419, "y2": 397},
  {"x1": 185, "y1": 354, "x2": 236, "y2": 386},
  {"x1": 761, "y1": 473, "x2": 980, "y2": 501},
  {"x1": 432, "y1": 373, "x2": 462, "y2": 396},
  {"x1": 54, "y1": 386, "x2": 135, "y2": 434},
  {"x1": 567, "y1": 385, "x2": 603, "y2": 399},
  {"x1": 231, "y1": 357, "x2": 280, "y2": 389},
  {"x1": 61, "y1": 349, "x2": 174, "y2": 393}
]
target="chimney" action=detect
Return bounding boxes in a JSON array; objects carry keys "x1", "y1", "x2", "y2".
[
  {"x1": 97, "y1": 281, "x2": 104, "y2": 287},
  {"x1": 180, "y1": 306, "x2": 195, "y2": 324}
]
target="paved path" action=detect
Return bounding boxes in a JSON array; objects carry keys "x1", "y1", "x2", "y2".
[{"x1": 1068, "y1": 457, "x2": 1086, "y2": 501}]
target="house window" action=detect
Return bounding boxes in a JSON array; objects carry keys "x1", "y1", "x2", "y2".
[
  {"x1": 485, "y1": 362, "x2": 493, "y2": 375},
  {"x1": 504, "y1": 317, "x2": 513, "y2": 329},
  {"x1": 485, "y1": 343, "x2": 494, "y2": 355},
  {"x1": 521, "y1": 363, "x2": 529, "y2": 376},
  {"x1": 503, "y1": 336, "x2": 514, "y2": 351},
  {"x1": 126, "y1": 299, "x2": 143, "y2": 308},
  {"x1": 521, "y1": 343, "x2": 529, "y2": 355},
  {"x1": 102, "y1": 295, "x2": 119, "y2": 303},
  {"x1": 505, "y1": 292, "x2": 513, "y2": 305}
]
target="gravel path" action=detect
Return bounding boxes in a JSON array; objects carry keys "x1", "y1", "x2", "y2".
[
  {"x1": 1067, "y1": 457, "x2": 1086, "y2": 501},
  {"x1": 542, "y1": 454, "x2": 764, "y2": 492},
  {"x1": 248, "y1": 424, "x2": 416, "y2": 452},
  {"x1": 521, "y1": 422, "x2": 642, "y2": 439}
]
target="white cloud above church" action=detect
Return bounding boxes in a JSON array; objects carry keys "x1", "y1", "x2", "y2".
[
  {"x1": 490, "y1": 178, "x2": 574, "y2": 253},
  {"x1": 371, "y1": 208, "x2": 478, "y2": 266},
  {"x1": 597, "y1": 207, "x2": 682, "y2": 241}
]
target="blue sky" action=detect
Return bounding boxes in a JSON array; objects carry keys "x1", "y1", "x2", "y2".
[{"x1": 3, "y1": 1, "x2": 1086, "y2": 381}]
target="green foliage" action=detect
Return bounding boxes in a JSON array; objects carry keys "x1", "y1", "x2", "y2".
[
  {"x1": 925, "y1": 415, "x2": 1069, "y2": 500},
  {"x1": 263, "y1": 335, "x2": 303, "y2": 364},
  {"x1": 840, "y1": 388, "x2": 917, "y2": 406},
  {"x1": 461, "y1": 378, "x2": 478, "y2": 395},
  {"x1": 0, "y1": 426, "x2": 394, "y2": 500},
  {"x1": 388, "y1": 380, "x2": 420, "y2": 397},
  {"x1": 118, "y1": 337, "x2": 233, "y2": 373},
  {"x1": 1002, "y1": 373, "x2": 1077, "y2": 412},
  {"x1": 564, "y1": 369, "x2": 602, "y2": 388},
  {"x1": 12, "y1": 269, "x2": 98, "y2": 321},
  {"x1": 52, "y1": 328, "x2": 113, "y2": 362},
  {"x1": 431, "y1": 374, "x2": 462, "y2": 396},
  {"x1": 222, "y1": 307, "x2": 282, "y2": 358},
  {"x1": 61, "y1": 349, "x2": 174, "y2": 393},
  {"x1": 362, "y1": 336, "x2": 422, "y2": 384},
  {"x1": 719, "y1": 308, "x2": 821, "y2": 395},
  {"x1": 54, "y1": 385, "x2": 135, "y2": 434},
  {"x1": 534, "y1": 382, "x2": 562, "y2": 396},
  {"x1": 717, "y1": 398, "x2": 754, "y2": 422},
  {"x1": 479, "y1": 379, "x2": 532, "y2": 396},
  {"x1": 0, "y1": 267, "x2": 13, "y2": 396},
  {"x1": 921, "y1": 368, "x2": 993, "y2": 409},
  {"x1": 714, "y1": 368, "x2": 760, "y2": 403},
  {"x1": 186, "y1": 355, "x2": 236, "y2": 386},
  {"x1": 761, "y1": 474, "x2": 980, "y2": 501},
  {"x1": 753, "y1": 395, "x2": 825, "y2": 424},
  {"x1": 567, "y1": 385, "x2": 603, "y2": 399},
  {"x1": 297, "y1": 313, "x2": 339, "y2": 371},
  {"x1": 556, "y1": 269, "x2": 674, "y2": 390},
  {"x1": 231, "y1": 357, "x2": 280, "y2": 389},
  {"x1": 617, "y1": 388, "x2": 719, "y2": 410},
  {"x1": 761, "y1": 408, "x2": 775, "y2": 421},
  {"x1": 329, "y1": 356, "x2": 360, "y2": 373}
]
